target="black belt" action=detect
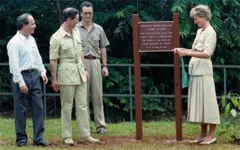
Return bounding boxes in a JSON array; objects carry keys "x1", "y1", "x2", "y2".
[
  {"x1": 21, "y1": 69, "x2": 37, "y2": 73},
  {"x1": 84, "y1": 55, "x2": 97, "y2": 59}
]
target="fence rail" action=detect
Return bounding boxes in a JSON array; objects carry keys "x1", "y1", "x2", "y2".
[{"x1": 1, "y1": 63, "x2": 240, "y2": 121}]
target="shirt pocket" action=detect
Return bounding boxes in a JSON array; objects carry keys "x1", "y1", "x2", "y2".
[
  {"x1": 90, "y1": 35, "x2": 100, "y2": 47},
  {"x1": 60, "y1": 44, "x2": 74, "y2": 57},
  {"x1": 57, "y1": 64, "x2": 78, "y2": 84}
]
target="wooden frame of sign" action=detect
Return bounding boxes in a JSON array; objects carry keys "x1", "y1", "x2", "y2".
[{"x1": 132, "y1": 13, "x2": 182, "y2": 141}]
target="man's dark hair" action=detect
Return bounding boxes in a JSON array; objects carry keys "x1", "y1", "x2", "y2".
[
  {"x1": 16, "y1": 13, "x2": 31, "y2": 30},
  {"x1": 62, "y1": 7, "x2": 79, "y2": 22},
  {"x1": 80, "y1": 1, "x2": 93, "y2": 12}
]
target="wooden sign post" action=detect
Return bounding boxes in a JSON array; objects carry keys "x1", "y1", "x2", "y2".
[{"x1": 132, "y1": 13, "x2": 182, "y2": 141}]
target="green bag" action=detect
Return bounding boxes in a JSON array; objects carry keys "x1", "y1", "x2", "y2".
[{"x1": 181, "y1": 57, "x2": 189, "y2": 88}]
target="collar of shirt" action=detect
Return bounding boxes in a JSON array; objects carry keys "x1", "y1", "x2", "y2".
[
  {"x1": 17, "y1": 31, "x2": 31, "y2": 41},
  {"x1": 78, "y1": 21, "x2": 95, "y2": 30},
  {"x1": 59, "y1": 26, "x2": 72, "y2": 37}
]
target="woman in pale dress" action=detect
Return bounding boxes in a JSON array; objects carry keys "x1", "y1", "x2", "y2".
[{"x1": 174, "y1": 5, "x2": 220, "y2": 145}]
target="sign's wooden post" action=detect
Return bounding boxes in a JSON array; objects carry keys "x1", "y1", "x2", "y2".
[
  {"x1": 173, "y1": 13, "x2": 182, "y2": 141},
  {"x1": 133, "y1": 14, "x2": 143, "y2": 140},
  {"x1": 132, "y1": 13, "x2": 182, "y2": 141}
]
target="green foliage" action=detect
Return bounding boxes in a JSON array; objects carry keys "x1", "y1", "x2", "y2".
[
  {"x1": 142, "y1": 78, "x2": 174, "y2": 115},
  {"x1": 0, "y1": 67, "x2": 11, "y2": 104},
  {"x1": 0, "y1": 0, "x2": 60, "y2": 62},
  {"x1": 0, "y1": 0, "x2": 240, "y2": 121},
  {"x1": 113, "y1": 5, "x2": 136, "y2": 40},
  {"x1": 102, "y1": 56, "x2": 174, "y2": 119},
  {"x1": 219, "y1": 93, "x2": 240, "y2": 140}
]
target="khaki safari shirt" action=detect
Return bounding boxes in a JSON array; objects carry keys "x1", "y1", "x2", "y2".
[
  {"x1": 76, "y1": 22, "x2": 109, "y2": 58},
  {"x1": 49, "y1": 27, "x2": 87, "y2": 85},
  {"x1": 189, "y1": 25, "x2": 217, "y2": 76}
]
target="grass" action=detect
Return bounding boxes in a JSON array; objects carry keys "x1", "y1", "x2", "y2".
[{"x1": 0, "y1": 117, "x2": 239, "y2": 150}]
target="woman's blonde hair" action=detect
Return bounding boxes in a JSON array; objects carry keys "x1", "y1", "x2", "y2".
[{"x1": 190, "y1": 5, "x2": 212, "y2": 21}]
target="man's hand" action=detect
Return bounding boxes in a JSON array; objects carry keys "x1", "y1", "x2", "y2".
[
  {"x1": 102, "y1": 67, "x2": 109, "y2": 77},
  {"x1": 52, "y1": 79, "x2": 59, "y2": 92},
  {"x1": 20, "y1": 85, "x2": 28, "y2": 95},
  {"x1": 41, "y1": 74, "x2": 48, "y2": 84}
]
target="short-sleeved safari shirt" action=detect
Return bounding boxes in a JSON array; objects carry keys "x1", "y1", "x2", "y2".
[{"x1": 49, "y1": 27, "x2": 87, "y2": 85}]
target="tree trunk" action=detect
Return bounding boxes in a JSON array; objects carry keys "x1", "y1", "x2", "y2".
[{"x1": 56, "y1": 0, "x2": 62, "y2": 25}]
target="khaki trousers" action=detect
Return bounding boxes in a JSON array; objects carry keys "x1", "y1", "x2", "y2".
[
  {"x1": 59, "y1": 82, "x2": 90, "y2": 138},
  {"x1": 85, "y1": 59, "x2": 106, "y2": 129}
]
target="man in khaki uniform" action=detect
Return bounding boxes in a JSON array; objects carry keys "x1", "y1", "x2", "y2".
[
  {"x1": 76, "y1": 1, "x2": 109, "y2": 134},
  {"x1": 49, "y1": 7, "x2": 99, "y2": 145}
]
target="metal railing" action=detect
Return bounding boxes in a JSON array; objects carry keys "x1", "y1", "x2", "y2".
[{"x1": 1, "y1": 63, "x2": 240, "y2": 121}]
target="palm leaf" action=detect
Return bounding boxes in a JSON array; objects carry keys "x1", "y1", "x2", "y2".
[{"x1": 115, "y1": 5, "x2": 136, "y2": 19}]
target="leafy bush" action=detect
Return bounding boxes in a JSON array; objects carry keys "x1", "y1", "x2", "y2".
[{"x1": 220, "y1": 93, "x2": 240, "y2": 140}]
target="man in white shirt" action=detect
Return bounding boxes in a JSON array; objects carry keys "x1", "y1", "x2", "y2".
[{"x1": 7, "y1": 13, "x2": 48, "y2": 147}]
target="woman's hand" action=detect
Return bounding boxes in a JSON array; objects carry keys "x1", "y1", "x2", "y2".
[{"x1": 173, "y1": 48, "x2": 189, "y2": 57}]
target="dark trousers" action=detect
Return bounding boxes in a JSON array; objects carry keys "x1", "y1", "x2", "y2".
[{"x1": 11, "y1": 71, "x2": 44, "y2": 145}]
